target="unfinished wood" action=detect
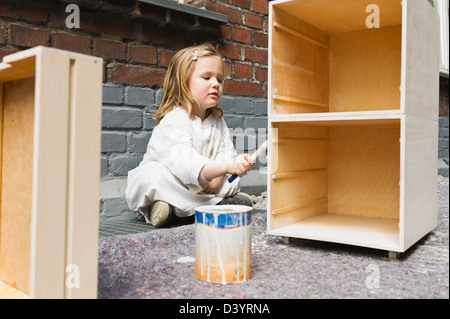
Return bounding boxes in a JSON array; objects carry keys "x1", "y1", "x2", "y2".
[
  {"x1": 271, "y1": 169, "x2": 327, "y2": 211},
  {"x1": 329, "y1": 25, "x2": 402, "y2": 112},
  {"x1": 0, "y1": 83, "x2": 2, "y2": 258},
  {"x1": 272, "y1": 0, "x2": 402, "y2": 34},
  {"x1": 401, "y1": 0, "x2": 440, "y2": 120},
  {"x1": 271, "y1": 197, "x2": 327, "y2": 215},
  {"x1": 273, "y1": 22, "x2": 328, "y2": 48},
  {"x1": 28, "y1": 50, "x2": 70, "y2": 299},
  {"x1": 272, "y1": 168, "x2": 327, "y2": 180},
  {"x1": 268, "y1": 0, "x2": 439, "y2": 254},
  {"x1": 272, "y1": 214, "x2": 400, "y2": 251},
  {"x1": 0, "y1": 57, "x2": 35, "y2": 83},
  {"x1": 401, "y1": 115, "x2": 438, "y2": 251},
  {"x1": 270, "y1": 110, "x2": 402, "y2": 124},
  {"x1": 64, "y1": 56, "x2": 102, "y2": 299},
  {"x1": 0, "y1": 46, "x2": 102, "y2": 299},
  {"x1": 271, "y1": 7, "x2": 328, "y2": 115},
  {"x1": 276, "y1": 138, "x2": 327, "y2": 144},
  {"x1": 328, "y1": 124, "x2": 401, "y2": 219},
  {"x1": 275, "y1": 138, "x2": 327, "y2": 173},
  {"x1": 272, "y1": 95, "x2": 328, "y2": 109},
  {"x1": 270, "y1": 196, "x2": 328, "y2": 231},
  {"x1": 0, "y1": 281, "x2": 29, "y2": 299},
  {"x1": 270, "y1": 169, "x2": 327, "y2": 229},
  {"x1": 0, "y1": 77, "x2": 35, "y2": 294},
  {"x1": 272, "y1": 121, "x2": 329, "y2": 139}
]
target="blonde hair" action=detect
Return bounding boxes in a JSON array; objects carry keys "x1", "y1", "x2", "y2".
[{"x1": 154, "y1": 43, "x2": 224, "y2": 123}]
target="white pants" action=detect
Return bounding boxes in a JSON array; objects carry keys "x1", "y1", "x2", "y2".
[{"x1": 125, "y1": 161, "x2": 240, "y2": 218}]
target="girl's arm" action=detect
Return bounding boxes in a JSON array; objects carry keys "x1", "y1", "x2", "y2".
[{"x1": 200, "y1": 154, "x2": 255, "y2": 181}]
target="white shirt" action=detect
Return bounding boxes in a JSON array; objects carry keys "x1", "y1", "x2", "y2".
[{"x1": 141, "y1": 107, "x2": 236, "y2": 193}]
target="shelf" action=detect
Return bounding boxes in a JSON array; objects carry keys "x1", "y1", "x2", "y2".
[
  {"x1": 273, "y1": 22, "x2": 329, "y2": 49},
  {"x1": 269, "y1": 213, "x2": 400, "y2": 251},
  {"x1": 272, "y1": 94, "x2": 328, "y2": 109},
  {"x1": 269, "y1": 110, "x2": 402, "y2": 125},
  {"x1": 271, "y1": 169, "x2": 327, "y2": 180}
]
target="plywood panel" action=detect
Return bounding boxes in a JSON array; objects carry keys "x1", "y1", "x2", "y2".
[
  {"x1": 0, "y1": 280, "x2": 29, "y2": 299},
  {"x1": 328, "y1": 124, "x2": 400, "y2": 219},
  {"x1": 329, "y1": 25, "x2": 402, "y2": 112},
  {"x1": 271, "y1": 169, "x2": 328, "y2": 211},
  {"x1": 275, "y1": 140, "x2": 327, "y2": 173},
  {"x1": 64, "y1": 56, "x2": 102, "y2": 299},
  {"x1": 29, "y1": 50, "x2": 70, "y2": 298},
  {"x1": 0, "y1": 46, "x2": 102, "y2": 298},
  {"x1": 401, "y1": 0, "x2": 440, "y2": 120},
  {"x1": 271, "y1": 7, "x2": 328, "y2": 114},
  {"x1": 0, "y1": 77, "x2": 35, "y2": 294},
  {"x1": 273, "y1": 0, "x2": 402, "y2": 33},
  {"x1": 401, "y1": 115, "x2": 438, "y2": 251},
  {"x1": 271, "y1": 214, "x2": 400, "y2": 251}
]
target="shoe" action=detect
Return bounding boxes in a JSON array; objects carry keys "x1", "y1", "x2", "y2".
[
  {"x1": 218, "y1": 192, "x2": 254, "y2": 207},
  {"x1": 149, "y1": 201, "x2": 173, "y2": 228}
]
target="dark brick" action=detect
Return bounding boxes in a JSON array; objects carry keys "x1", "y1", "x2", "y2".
[
  {"x1": 233, "y1": 26, "x2": 252, "y2": 44},
  {"x1": 224, "y1": 80, "x2": 261, "y2": 97},
  {"x1": 234, "y1": 62, "x2": 253, "y2": 79},
  {"x1": 54, "y1": 33, "x2": 91, "y2": 55},
  {"x1": 129, "y1": 45, "x2": 157, "y2": 65},
  {"x1": 94, "y1": 38, "x2": 126, "y2": 60},
  {"x1": 110, "y1": 64, "x2": 166, "y2": 87},
  {"x1": 9, "y1": 24, "x2": 50, "y2": 48}
]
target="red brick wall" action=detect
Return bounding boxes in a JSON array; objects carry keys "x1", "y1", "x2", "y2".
[{"x1": 0, "y1": 0, "x2": 269, "y2": 98}]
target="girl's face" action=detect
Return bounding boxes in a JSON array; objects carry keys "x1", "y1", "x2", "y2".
[{"x1": 188, "y1": 55, "x2": 223, "y2": 120}]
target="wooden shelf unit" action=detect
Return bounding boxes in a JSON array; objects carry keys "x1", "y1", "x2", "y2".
[
  {"x1": 267, "y1": 0, "x2": 440, "y2": 254},
  {"x1": 0, "y1": 47, "x2": 103, "y2": 298}
]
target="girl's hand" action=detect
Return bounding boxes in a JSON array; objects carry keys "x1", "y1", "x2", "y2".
[
  {"x1": 225, "y1": 154, "x2": 256, "y2": 177},
  {"x1": 203, "y1": 176, "x2": 224, "y2": 194}
]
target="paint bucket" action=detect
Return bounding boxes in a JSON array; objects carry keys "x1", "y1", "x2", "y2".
[{"x1": 195, "y1": 205, "x2": 252, "y2": 284}]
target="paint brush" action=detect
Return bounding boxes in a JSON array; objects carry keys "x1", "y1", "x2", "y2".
[{"x1": 228, "y1": 140, "x2": 268, "y2": 183}]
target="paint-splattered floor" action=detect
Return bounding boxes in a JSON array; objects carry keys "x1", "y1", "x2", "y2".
[{"x1": 97, "y1": 177, "x2": 448, "y2": 299}]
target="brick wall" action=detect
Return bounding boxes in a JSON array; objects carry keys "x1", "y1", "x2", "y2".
[
  {"x1": 0, "y1": 0, "x2": 269, "y2": 97},
  {"x1": 101, "y1": 82, "x2": 267, "y2": 179},
  {"x1": 0, "y1": 0, "x2": 270, "y2": 180},
  {"x1": 1, "y1": 0, "x2": 448, "y2": 181}
]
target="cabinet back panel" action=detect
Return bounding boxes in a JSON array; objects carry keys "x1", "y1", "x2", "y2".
[
  {"x1": 329, "y1": 25, "x2": 402, "y2": 112},
  {"x1": 0, "y1": 77, "x2": 35, "y2": 294},
  {"x1": 328, "y1": 124, "x2": 401, "y2": 219},
  {"x1": 271, "y1": 8, "x2": 329, "y2": 114}
]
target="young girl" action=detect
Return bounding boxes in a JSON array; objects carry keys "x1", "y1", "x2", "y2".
[{"x1": 125, "y1": 43, "x2": 255, "y2": 227}]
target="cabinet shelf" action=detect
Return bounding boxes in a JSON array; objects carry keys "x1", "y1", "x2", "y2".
[
  {"x1": 269, "y1": 110, "x2": 402, "y2": 125},
  {"x1": 271, "y1": 214, "x2": 400, "y2": 252},
  {"x1": 273, "y1": 22, "x2": 329, "y2": 49}
]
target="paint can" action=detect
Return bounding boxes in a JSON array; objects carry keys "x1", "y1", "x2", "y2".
[{"x1": 195, "y1": 205, "x2": 252, "y2": 284}]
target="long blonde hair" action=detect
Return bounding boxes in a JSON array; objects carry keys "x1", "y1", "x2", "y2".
[{"x1": 154, "y1": 43, "x2": 224, "y2": 123}]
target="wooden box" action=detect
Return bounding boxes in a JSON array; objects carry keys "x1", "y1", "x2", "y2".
[
  {"x1": 267, "y1": 0, "x2": 440, "y2": 255},
  {"x1": 0, "y1": 47, "x2": 103, "y2": 298}
]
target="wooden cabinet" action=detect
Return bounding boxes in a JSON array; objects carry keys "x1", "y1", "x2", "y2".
[
  {"x1": 267, "y1": 0, "x2": 440, "y2": 255},
  {"x1": 0, "y1": 47, "x2": 103, "y2": 298}
]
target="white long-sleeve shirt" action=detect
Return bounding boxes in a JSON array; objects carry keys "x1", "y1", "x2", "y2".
[{"x1": 140, "y1": 107, "x2": 236, "y2": 193}]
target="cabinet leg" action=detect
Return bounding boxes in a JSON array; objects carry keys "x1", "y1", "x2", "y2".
[
  {"x1": 388, "y1": 251, "x2": 400, "y2": 260},
  {"x1": 282, "y1": 236, "x2": 292, "y2": 245}
]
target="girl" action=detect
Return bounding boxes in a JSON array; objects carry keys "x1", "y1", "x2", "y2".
[{"x1": 125, "y1": 43, "x2": 255, "y2": 228}]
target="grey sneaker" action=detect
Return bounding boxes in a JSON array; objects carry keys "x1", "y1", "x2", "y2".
[
  {"x1": 149, "y1": 201, "x2": 173, "y2": 228},
  {"x1": 218, "y1": 192, "x2": 254, "y2": 207}
]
